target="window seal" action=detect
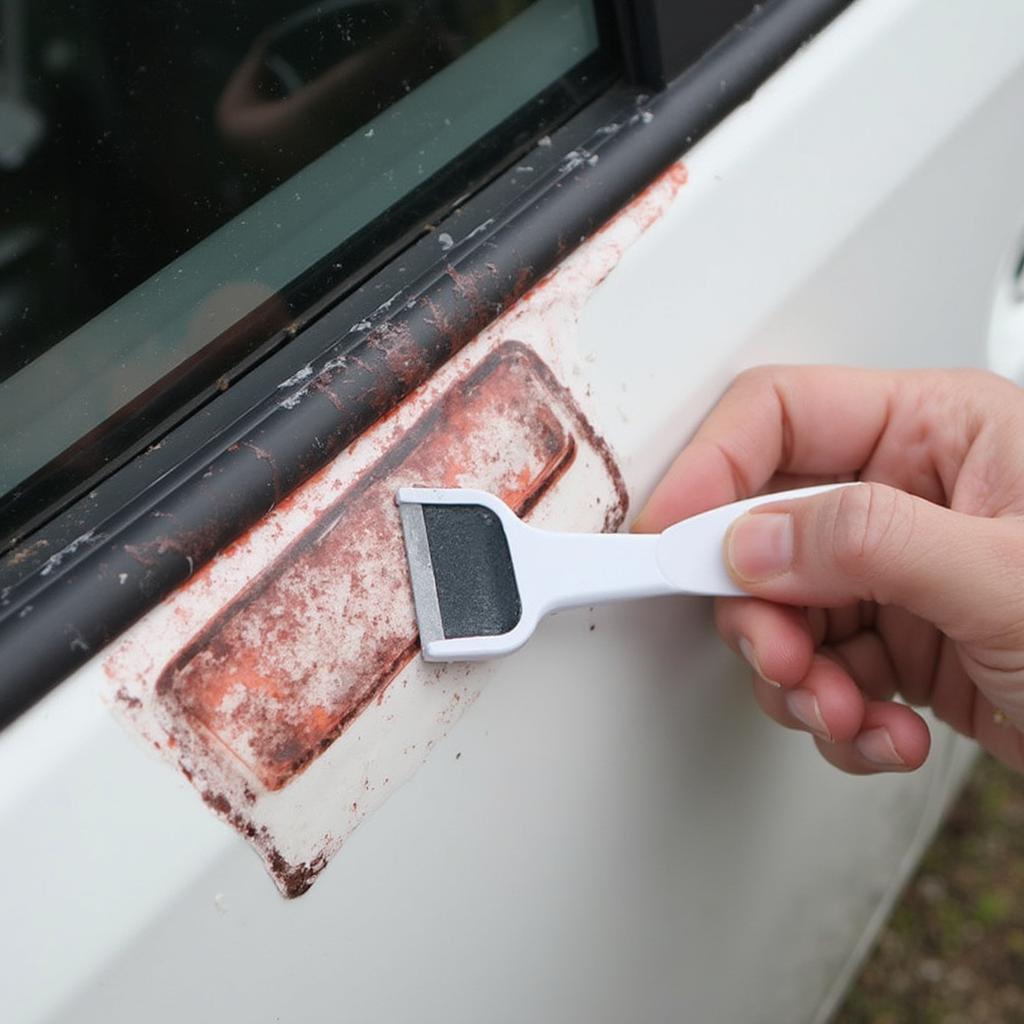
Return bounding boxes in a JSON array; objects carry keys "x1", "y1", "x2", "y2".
[{"x1": 0, "y1": 0, "x2": 854, "y2": 728}]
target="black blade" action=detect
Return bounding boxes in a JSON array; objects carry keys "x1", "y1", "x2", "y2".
[{"x1": 421, "y1": 503, "x2": 522, "y2": 639}]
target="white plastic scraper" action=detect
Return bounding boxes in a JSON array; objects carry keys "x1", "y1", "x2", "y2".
[{"x1": 396, "y1": 483, "x2": 852, "y2": 661}]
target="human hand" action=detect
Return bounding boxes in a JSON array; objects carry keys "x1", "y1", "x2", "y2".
[{"x1": 634, "y1": 367, "x2": 1024, "y2": 774}]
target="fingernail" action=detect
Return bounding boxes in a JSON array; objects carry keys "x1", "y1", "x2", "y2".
[
  {"x1": 738, "y1": 637, "x2": 781, "y2": 688},
  {"x1": 855, "y1": 727, "x2": 905, "y2": 768},
  {"x1": 727, "y1": 513, "x2": 794, "y2": 582},
  {"x1": 785, "y1": 690, "x2": 832, "y2": 741}
]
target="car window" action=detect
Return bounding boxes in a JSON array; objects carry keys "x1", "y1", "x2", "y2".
[{"x1": 0, "y1": 0, "x2": 613, "y2": 547}]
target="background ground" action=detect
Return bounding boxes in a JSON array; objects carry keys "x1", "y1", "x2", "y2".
[{"x1": 835, "y1": 755, "x2": 1024, "y2": 1023}]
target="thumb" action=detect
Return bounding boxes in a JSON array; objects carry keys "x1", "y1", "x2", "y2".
[{"x1": 724, "y1": 482, "x2": 1024, "y2": 644}]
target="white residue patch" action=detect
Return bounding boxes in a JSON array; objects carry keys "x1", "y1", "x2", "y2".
[
  {"x1": 460, "y1": 218, "x2": 494, "y2": 244},
  {"x1": 278, "y1": 391, "x2": 306, "y2": 411},
  {"x1": 369, "y1": 290, "x2": 404, "y2": 318},
  {"x1": 559, "y1": 148, "x2": 598, "y2": 175},
  {"x1": 38, "y1": 530, "x2": 101, "y2": 577},
  {"x1": 276, "y1": 365, "x2": 313, "y2": 389}
]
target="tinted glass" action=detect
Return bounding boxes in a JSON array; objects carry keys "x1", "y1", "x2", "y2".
[{"x1": 0, "y1": 0, "x2": 612, "y2": 547}]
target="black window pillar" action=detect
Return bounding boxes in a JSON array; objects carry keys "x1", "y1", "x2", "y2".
[{"x1": 614, "y1": 0, "x2": 764, "y2": 88}]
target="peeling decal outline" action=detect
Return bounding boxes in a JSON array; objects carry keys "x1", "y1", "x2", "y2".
[{"x1": 160, "y1": 345, "x2": 588, "y2": 793}]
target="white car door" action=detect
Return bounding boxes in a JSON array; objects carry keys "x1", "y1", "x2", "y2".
[{"x1": 3, "y1": 1, "x2": 1024, "y2": 1021}]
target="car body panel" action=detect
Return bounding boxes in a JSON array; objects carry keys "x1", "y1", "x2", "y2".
[{"x1": 4, "y1": 0, "x2": 1024, "y2": 1020}]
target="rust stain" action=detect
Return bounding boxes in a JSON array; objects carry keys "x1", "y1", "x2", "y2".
[{"x1": 156, "y1": 342, "x2": 623, "y2": 791}]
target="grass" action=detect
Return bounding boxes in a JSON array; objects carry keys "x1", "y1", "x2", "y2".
[{"x1": 834, "y1": 756, "x2": 1024, "y2": 1023}]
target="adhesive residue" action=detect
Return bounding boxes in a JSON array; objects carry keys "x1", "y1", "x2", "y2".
[
  {"x1": 104, "y1": 161, "x2": 687, "y2": 896},
  {"x1": 160, "y1": 345, "x2": 585, "y2": 791}
]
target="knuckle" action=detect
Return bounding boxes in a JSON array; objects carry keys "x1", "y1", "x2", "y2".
[
  {"x1": 827, "y1": 483, "x2": 912, "y2": 580},
  {"x1": 953, "y1": 366, "x2": 1011, "y2": 393},
  {"x1": 935, "y1": 368, "x2": 1020, "y2": 427},
  {"x1": 981, "y1": 526, "x2": 1024, "y2": 645},
  {"x1": 924, "y1": 366, "x2": 1001, "y2": 393}
]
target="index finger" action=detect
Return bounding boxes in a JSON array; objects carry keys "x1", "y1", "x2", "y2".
[{"x1": 633, "y1": 365, "x2": 896, "y2": 532}]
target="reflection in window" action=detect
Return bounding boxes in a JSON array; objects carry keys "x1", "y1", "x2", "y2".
[{"x1": 2, "y1": 1, "x2": 539, "y2": 374}]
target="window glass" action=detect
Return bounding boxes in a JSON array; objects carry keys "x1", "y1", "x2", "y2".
[{"x1": 0, "y1": 0, "x2": 612, "y2": 545}]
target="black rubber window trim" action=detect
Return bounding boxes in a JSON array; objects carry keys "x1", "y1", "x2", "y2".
[{"x1": 0, "y1": 0, "x2": 855, "y2": 727}]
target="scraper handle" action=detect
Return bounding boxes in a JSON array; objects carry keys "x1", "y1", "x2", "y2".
[{"x1": 655, "y1": 482, "x2": 859, "y2": 596}]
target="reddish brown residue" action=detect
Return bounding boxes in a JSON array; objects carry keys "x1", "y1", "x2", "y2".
[
  {"x1": 157, "y1": 343, "x2": 624, "y2": 791},
  {"x1": 594, "y1": 162, "x2": 689, "y2": 241},
  {"x1": 115, "y1": 687, "x2": 142, "y2": 710}
]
